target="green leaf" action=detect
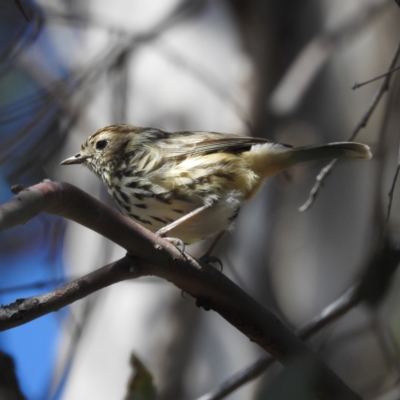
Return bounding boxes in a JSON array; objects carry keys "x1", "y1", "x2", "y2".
[{"x1": 124, "y1": 353, "x2": 158, "y2": 400}]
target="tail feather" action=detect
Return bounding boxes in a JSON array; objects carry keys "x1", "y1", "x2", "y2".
[
  {"x1": 247, "y1": 142, "x2": 371, "y2": 178},
  {"x1": 289, "y1": 142, "x2": 372, "y2": 164}
]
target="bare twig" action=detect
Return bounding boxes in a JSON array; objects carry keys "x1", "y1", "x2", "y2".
[
  {"x1": 0, "y1": 256, "x2": 141, "y2": 330},
  {"x1": 298, "y1": 159, "x2": 338, "y2": 212},
  {"x1": 0, "y1": 180, "x2": 362, "y2": 400},
  {"x1": 353, "y1": 65, "x2": 400, "y2": 89},
  {"x1": 387, "y1": 145, "x2": 400, "y2": 220},
  {"x1": 300, "y1": 38, "x2": 400, "y2": 212}
]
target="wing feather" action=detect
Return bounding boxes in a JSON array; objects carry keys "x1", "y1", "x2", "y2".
[{"x1": 159, "y1": 131, "x2": 291, "y2": 159}]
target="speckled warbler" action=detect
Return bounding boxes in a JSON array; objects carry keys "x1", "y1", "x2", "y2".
[{"x1": 61, "y1": 124, "x2": 371, "y2": 245}]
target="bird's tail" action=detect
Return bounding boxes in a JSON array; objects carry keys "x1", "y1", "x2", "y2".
[{"x1": 247, "y1": 142, "x2": 372, "y2": 178}]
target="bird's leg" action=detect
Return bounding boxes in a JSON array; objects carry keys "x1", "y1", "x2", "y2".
[
  {"x1": 156, "y1": 204, "x2": 211, "y2": 252},
  {"x1": 198, "y1": 231, "x2": 225, "y2": 271},
  {"x1": 156, "y1": 204, "x2": 210, "y2": 237},
  {"x1": 157, "y1": 204, "x2": 223, "y2": 270},
  {"x1": 203, "y1": 230, "x2": 226, "y2": 258}
]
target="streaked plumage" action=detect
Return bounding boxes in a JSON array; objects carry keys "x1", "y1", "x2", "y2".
[{"x1": 61, "y1": 124, "x2": 372, "y2": 244}]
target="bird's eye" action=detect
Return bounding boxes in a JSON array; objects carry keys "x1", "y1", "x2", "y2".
[{"x1": 96, "y1": 140, "x2": 108, "y2": 151}]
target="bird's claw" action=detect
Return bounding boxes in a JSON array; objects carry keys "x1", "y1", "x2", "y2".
[
  {"x1": 199, "y1": 255, "x2": 223, "y2": 271},
  {"x1": 161, "y1": 236, "x2": 186, "y2": 253}
]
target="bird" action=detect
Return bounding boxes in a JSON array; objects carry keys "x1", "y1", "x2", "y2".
[{"x1": 61, "y1": 124, "x2": 372, "y2": 245}]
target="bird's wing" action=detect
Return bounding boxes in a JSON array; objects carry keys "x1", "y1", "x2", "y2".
[{"x1": 160, "y1": 131, "x2": 291, "y2": 159}]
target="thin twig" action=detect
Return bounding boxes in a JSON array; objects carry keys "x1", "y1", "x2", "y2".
[
  {"x1": 196, "y1": 355, "x2": 273, "y2": 400},
  {"x1": 298, "y1": 160, "x2": 337, "y2": 212},
  {"x1": 353, "y1": 65, "x2": 400, "y2": 89},
  {"x1": 387, "y1": 145, "x2": 400, "y2": 220},
  {"x1": 299, "y1": 38, "x2": 400, "y2": 212}
]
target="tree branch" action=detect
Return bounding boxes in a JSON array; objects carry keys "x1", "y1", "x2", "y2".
[
  {"x1": 197, "y1": 233, "x2": 400, "y2": 400},
  {"x1": 0, "y1": 180, "x2": 361, "y2": 400}
]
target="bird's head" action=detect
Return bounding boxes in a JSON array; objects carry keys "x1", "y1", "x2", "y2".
[{"x1": 60, "y1": 124, "x2": 144, "y2": 174}]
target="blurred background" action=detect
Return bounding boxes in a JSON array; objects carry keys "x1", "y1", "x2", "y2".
[{"x1": 1, "y1": 0, "x2": 400, "y2": 399}]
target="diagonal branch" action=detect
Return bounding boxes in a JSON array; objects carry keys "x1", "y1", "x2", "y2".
[
  {"x1": 0, "y1": 180, "x2": 361, "y2": 400},
  {"x1": 0, "y1": 257, "x2": 140, "y2": 331},
  {"x1": 197, "y1": 284, "x2": 361, "y2": 400},
  {"x1": 198, "y1": 233, "x2": 400, "y2": 400}
]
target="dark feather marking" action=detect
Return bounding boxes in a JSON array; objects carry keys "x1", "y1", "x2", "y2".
[
  {"x1": 134, "y1": 203, "x2": 147, "y2": 209},
  {"x1": 125, "y1": 181, "x2": 138, "y2": 188},
  {"x1": 139, "y1": 184, "x2": 152, "y2": 191},
  {"x1": 213, "y1": 173, "x2": 234, "y2": 181},
  {"x1": 133, "y1": 193, "x2": 144, "y2": 201},
  {"x1": 133, "y1": 192, "x2": 156, "y2": 201},
  {"x1": 168, "y1": 190, "x2": 193, "y2": 202},
  {"x1": 120, "y1": 140, "x2": 130, "y2": 152},
  {"x1": 114, "y1": 171, "x2": 125, "y2": 180},
  {"x1": 119, "y1": 191, "x2": 130, "y2": 203},
  {"x1": 123, "y1": 170, "x2": 136, "y2": 177},
  {"x1": 154, "y1": 194, "x2": 173, "y2": 205},
  {"x1": 228, "y1": 207, "x2": 241, "y2": 222},
  {"x1": 123, "y1": 204, "x2": 131, "y2": 212},
  {"x1": 130, "y1": 214, "x2": 152, "y2": 225},
  {"x1": 123, "y1": 150, "x2": 138, "y2": 159},
  {"x1": 182, "y1": 182, "x2": 197, "y2": 190},
  {"x1": 172, "y1": 209, "x2": 184, "y2": 214},
  {"x1": 153, "y1": 130, "x2": 171, "y2": 140},
  {"x1": 149, "y1": 215, "x2": 168, "y2": 223}
]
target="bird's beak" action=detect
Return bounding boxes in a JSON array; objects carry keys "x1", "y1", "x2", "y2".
[{"x1": 60, "y1": 153, "x2": 87, "y2": 165}]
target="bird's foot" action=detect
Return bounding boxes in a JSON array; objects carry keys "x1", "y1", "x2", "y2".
[
  {"x1": 159, "y1": 236, "x2": 186, "y2": 254},
  {"x1": 198, "y1": 254, "x2": 223, "y2": 271}
]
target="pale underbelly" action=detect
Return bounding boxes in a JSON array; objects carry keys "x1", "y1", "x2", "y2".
[{"x1": 114, "y1": 191, "x2": 242, "y2": 244}]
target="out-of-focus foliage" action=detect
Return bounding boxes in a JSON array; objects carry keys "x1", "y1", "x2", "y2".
[{"x1": 124, "y1": 354, "x2": 157, "y2": 400}]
